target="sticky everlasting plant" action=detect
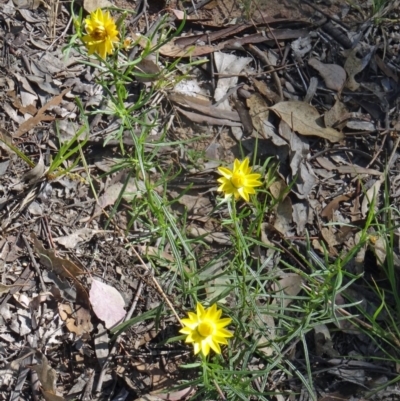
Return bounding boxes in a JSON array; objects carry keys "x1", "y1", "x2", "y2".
[
  {"x1": 180, "y1": 303, "x2": 233, "y2": 356},
  {"x1": 82, "y1": 8, "x2": 119, "y2": 59},
  {"x1": 217, "y1": 158, "x2": 262, "y2": 202}
]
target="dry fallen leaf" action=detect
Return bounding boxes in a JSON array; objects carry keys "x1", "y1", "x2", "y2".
[
  {"x1": 269, "y1": 178, "x2": 288, "y2": 201},
  {"x1": 361, "y1": 177, "x2": 384, "y2": 218},
  {"x1": 31, "y1": 352, "x2": 66, "y2": 401},
  {"x1": 177, "y1": 108, "x2": 241, "y2": 127},
  {"x1": 54, "y1": 228, "x2": 105, "y2": 249},
  {"x1": 31, "y1": 233, "x2": 84, "y2": 278},
  {"x1": 248, "y1": 93, "x2": 286, "y2": 145},
  {"x1": 344, "y1": 46, "x2": 375, "y2": 91},
  {"x1": 253, "y1": 312, "x2": 276, "y2": 357},
  {"x1": 308, "y1": 58, "x2": 346, "y2": 91},
  {"x1": 369, "y1": 234, "x2": 386, "y2": 265},
  {"x1": 321, "y1": 226, "x2": 339, "y2": 257},
  {"x1": 0, "y1": 283, "x2": 15, "y2": 295},
  {"x1": 324, "y1": 97, "x2": 348, "y2": 128},
  {"x1": 22, "y1": 154, "x2": 46, "y2": 183},
  {"x1": 270, "y1": 101, "x2": 344, "y2": 143},
  {"x1": 131, "y1": 33, "x2": 217, "y2": 57},
  {"x1": 274, "y1": 197, "x2": 293, "y2": 235},
  {"x1": 83, "y1": 0, "x2": 112, "y2": 12},
  {"x1": 89, "y1": 279, "x2": 126, "y2": 329},
  {"x1": 272, "y1": 273, "x2": 302, "y2": 309},
  {"x1": 58, "y1": 303, "x2": 93, "y2": 335},
  {"x1": 15, "y1": 88, "x2": 70, "y2": 137},
  {"x1": 321, "y1": 194, "x2": 353, "y2": 220}
]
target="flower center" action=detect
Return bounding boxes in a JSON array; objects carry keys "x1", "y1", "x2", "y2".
[
  {"x1": 92, "y1": 26, "x2": 106, "y2": 40},
  {"x1": 230, "y1": 171, "x2": 246, "y2": 189},
  {"x1": 197, "y1": 321, "x2": 215, "y2": 337}
]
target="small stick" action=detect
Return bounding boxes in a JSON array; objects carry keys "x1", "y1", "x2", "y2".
[{"x1": 22, "y1": 235, "x2": 46, "y2": 293}]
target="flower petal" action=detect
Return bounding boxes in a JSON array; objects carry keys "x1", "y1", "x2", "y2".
[
  {"x1": 217, "y1": 166, "x2": 233, "y2": 179},
  {"x1": 238, "y1": 186, "x2": 249, "y2": 202}
]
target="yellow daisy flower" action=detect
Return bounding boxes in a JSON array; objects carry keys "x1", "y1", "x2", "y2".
[
  {"x1": 180, "y1": 303, "x2": 233, "y2": 356},
  {"x1": 217, "y1": 158, "x2": 262, "y2": 202},
  {"x1": 82, "y1": 8, "x2": 119, "y2": 59}
]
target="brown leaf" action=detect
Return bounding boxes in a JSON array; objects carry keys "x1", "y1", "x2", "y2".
[
  {"x1": 177, "y1": 108, "x2": 241, "y2": 126},
  {"x1": 336, "y1": 165, "x2": 382, "y2": 176},
  {"x1": 270, "y1": 101, "x2": 344, "y2": 143},
  {"x1": 321, "y1": 227, "x2": 339, "y2": 256},
  {"x1": 58, "y1": 303, "x2": 93, "y2": 335},
  {"x1": 248, "y1": 94, "x2": 286, "y2": 145},
  {"x1": 15, "y1": 88, "x2": 70, "y2": 137},
  {"x1": 31, "y1": 353, "x2": 59, "y2": 394},
  {"x1": 269, "y1": 178, "x2": 288, "y2": 200},
  {"x1": 31, "y1": 233, "x2": 84, "y2": 278},
  {"x1": 321, "y1": 194, "x2": 353, "y2": 219},
  {"x1": 252, "y1": 78, "x2": 281, "y2": 104}
]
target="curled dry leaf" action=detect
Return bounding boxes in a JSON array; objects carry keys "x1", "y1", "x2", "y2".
[
  {"x1": 324, "y1": 97, "x2": 348, "y2": 128},
  {"x1": 361, "y1": 177, "x2": 384, "y2": 218},
  {"x1": 269, "y1": 178, "x2": 288, "y2": 201},
  {"x1": 344, "y1": 46, "x2": 375, "y2": 91},
  {"x1": 321, "y1": 194, "x2": 353, "y2": 220},
  {"x1": 15, "y1": 88, "x2": 70, "y2": 137},
  {"x1": 248, "y1": 93, "x2": 285, "y2": 145},
  {"x1": 369, "y1": 234, "x2": 386, "y2": 265},
  {"x1": 58, "y1": 303, "x2": 93, "y2": 335},
  {"x1": 31, "y1": 233, "x2": 84, "y2": 278},
  {"x1": 308, "y1": 58, "x2": 346, "y2": 91},
  {"x1": 22, "y1": 155, "x2": 46, "y2": 183},
  {"x1": 270, "y1": 101, "x2": 344, "y2": 143},
  {"x1": 54, "y1": 228, "x2": 105, "y2": 249},
  {"x1": 31, "y1": 352, "x2": 66, "y2": 401}
]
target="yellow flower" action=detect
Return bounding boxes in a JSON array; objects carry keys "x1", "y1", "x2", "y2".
[
  {"x1": 180, "y1": 303, "x2": 233, "y2": 356},
  {"x1": 217, "y1": 158, "x2": 262, "y2": 202},
  {"x1": 123, "y1": 37, "x2": 133, "y2": 49},
  {"x1": 82, "y1": 8, "x2": 119, "y2": 59}
]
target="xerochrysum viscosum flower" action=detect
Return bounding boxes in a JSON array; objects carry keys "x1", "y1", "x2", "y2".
[
  {"x1": 179, "y1": 303, "x2": 233, "y2": 356},
  {"x1": 217, "y1": 158, "x2": 262, "y2": 202},
  {"x1": 82, "y1": 8, "x2": 119, "y2": 59}
]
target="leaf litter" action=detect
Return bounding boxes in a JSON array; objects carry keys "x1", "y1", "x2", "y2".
[{"x1": 1, "y1": 0, "x2": 400, "y2": 398}]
